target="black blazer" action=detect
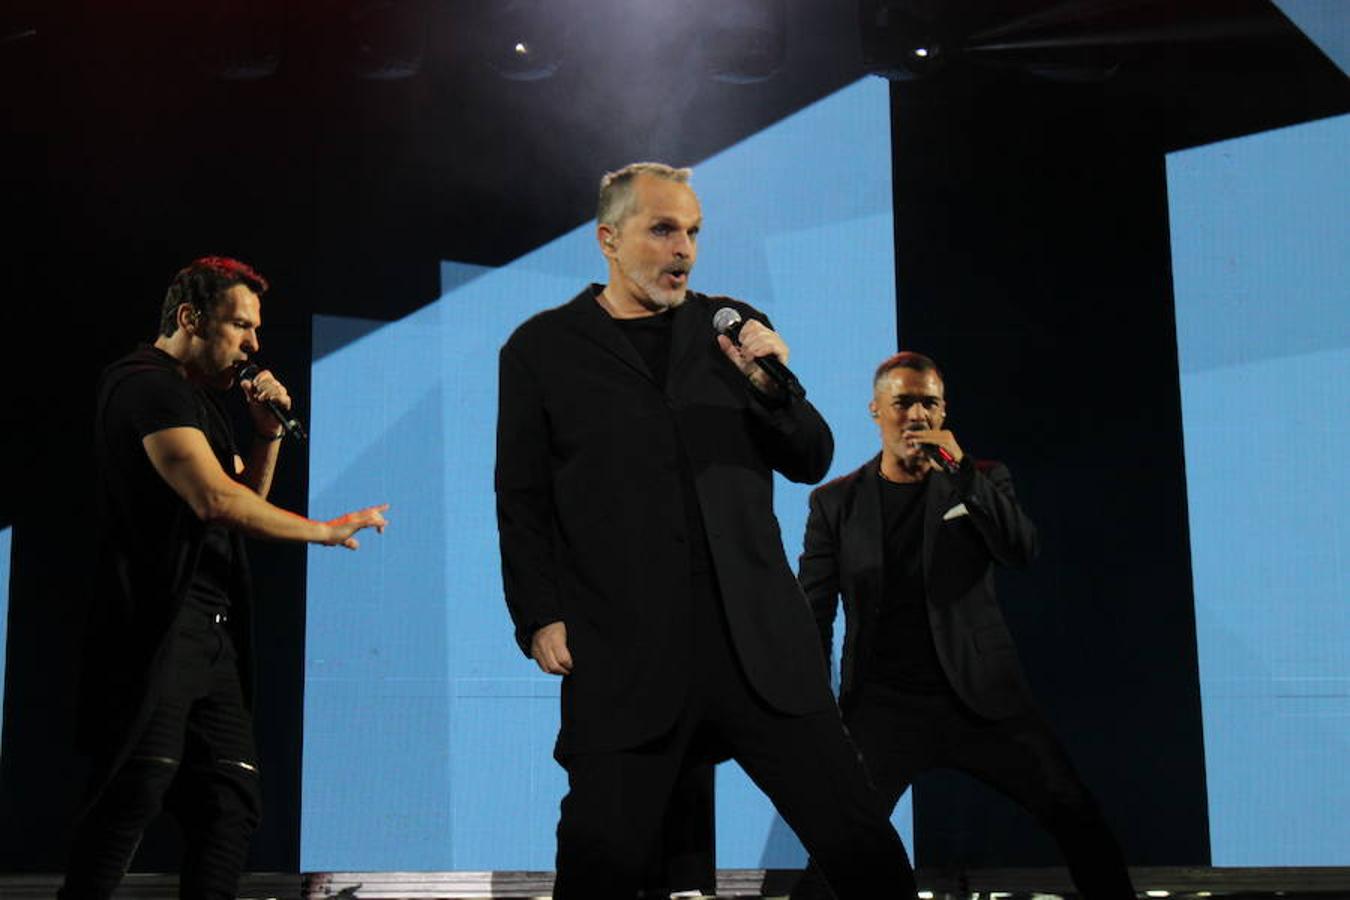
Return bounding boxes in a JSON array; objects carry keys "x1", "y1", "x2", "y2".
[
  {"x1": 799, "y1": 454, "x2": 1039, "y2": 720},
  {"x1": 496, "y1": 286, "x2": 836, "y2": 755}
]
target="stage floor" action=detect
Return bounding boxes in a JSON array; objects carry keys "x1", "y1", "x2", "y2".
[{"x1": 6, "y1": 868, "x2": 1350, "y2": 899}]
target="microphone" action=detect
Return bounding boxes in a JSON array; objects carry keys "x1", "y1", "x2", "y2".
[
  {"x1": 712, "y1": 307, "x2": 806, "y2": 400},
  {"x1": 904, "y1": 425, "x2": 959, "y2": 474},
  {"x1": 236, "y1": 363, "x2": 307, "y2": 443},
  {"x1": 923, "y1": 444, "x2": 960, "y2": 475}
]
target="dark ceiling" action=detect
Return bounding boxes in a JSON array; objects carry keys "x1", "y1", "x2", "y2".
[
  {"x1": 0, "y1": 0, "x2": 1344, "y2": 522},
  {"x1": 3, "y1": 1, "x2": 1344, "y2": 286}
]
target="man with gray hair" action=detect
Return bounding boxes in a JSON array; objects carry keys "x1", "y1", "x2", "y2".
[{"x1": 496, "y1": 164, "x2": 918, "y2": 898}]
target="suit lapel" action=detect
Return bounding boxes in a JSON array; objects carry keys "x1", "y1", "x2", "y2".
[
  {"x1": 564, "y1": 286, "x2": 656, "y2": 384},
  {"x1": 921, "y1": 467, "x2": 956, "y2": 584},
  {"x1": 666, "y1": 292, "x2": 706, "y2": 395}
]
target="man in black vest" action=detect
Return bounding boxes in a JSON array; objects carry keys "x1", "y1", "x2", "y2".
[
  {"x1": 790, "y1": 351, "x2": 1136, "y2": 899},
  {"x1": 62, "y1": 257, "x2": 389, "y2": 900},
  {"x1": 495, "y1": 164, "x2": 917, "y2": 899}
]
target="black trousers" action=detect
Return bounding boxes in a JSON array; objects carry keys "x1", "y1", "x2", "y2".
[
  {"x1": 61, "y1": 602, "x2": 261, "y2": 900},
  {"x1": 553, "y1": 573, "x2": 917, "y2": 900},
  {"x1": 642, "y1": 763, "x2": 716, "y2": 896},
  {"x1": 791, "y1": 683, "x2": 1135, "y2": 900}
]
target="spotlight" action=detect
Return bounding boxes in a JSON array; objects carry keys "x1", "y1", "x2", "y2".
[
  {"x1": 858, "y1": 0, "x2": 947, "y2": 80},
  {"x1": 481, "y1": 0, "x2": 565, "y2": 82},
  {"x1": 348, "y1": 0, "x2": 425, "y2": 80},
  {"x1": 700, "y1": 0, "x2": 786, "y2": 85},
  {"x1": 905, "y1": 41, "x2": 943, "y2": 74},
  {"x1": 193, "y1": 0, "x2": 281, "y2": 80}
]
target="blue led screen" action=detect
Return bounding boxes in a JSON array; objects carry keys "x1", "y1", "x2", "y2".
[
  {"x1": 0, "y1": 527, "x2": 10, "y2": 746},
  {"x1": 1168, "y1": 113, "x2": 1349, "y2": 865},
  {"x1": 1272, "y1": 0, "x2": 1350, "y2": 75},
  {"x1": 301, "y1": 78, "x2": 908, "y2": 871}
]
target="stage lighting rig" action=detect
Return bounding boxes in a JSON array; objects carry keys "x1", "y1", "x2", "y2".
[
  {"x1": 860, "y1": 0, "x2": 1296, "y2": 86},
  {"x1": 479, "y1": 0, "x2": 566, "y2": 82},
  {"x1": 1, "y1": 24, "x2": 37, "y2": 48},
  {"x1": 192, "y1": 0, "x2": 281, "y2": 80},
  {"x1": 348, "y1": 0, "x2": 425, "y2": 80},
  {"x1": 700, "y1": 0, "x2": 786, "y2": 85},
  {"x1": 858, "y1": 0, "x2": 951, "y2": 80}
]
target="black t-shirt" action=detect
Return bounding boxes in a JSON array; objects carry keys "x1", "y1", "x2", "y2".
[
  {"x1": 614, "y1": 313, "x2": 673, "y2": 390},
  {"x1": 613, "y1": 314, "x2": 714, "y2": 574},
  {"x1": 862, "y1": 475, "x2": 952, "y2": 692},
  {"x1": 100, "y1": 345, "x2": 238, "y2": 610}
]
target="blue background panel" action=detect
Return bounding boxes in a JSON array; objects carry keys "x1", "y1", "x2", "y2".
[
  {"x1": 1168, "y1": 113, "x2": 1349, "y2": 865},
  {"x1": 0, "y1": 527, "x2": 10, "y2": 746}
]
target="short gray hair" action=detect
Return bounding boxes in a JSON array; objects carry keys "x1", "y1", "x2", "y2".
[{"x1": 597, "y1": 162, "x2": 693, "y2": 229}]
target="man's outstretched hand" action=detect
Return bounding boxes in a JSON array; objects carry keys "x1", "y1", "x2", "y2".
[{"x1": 322, "y1": 503, "x2": 391, "y2": 550}]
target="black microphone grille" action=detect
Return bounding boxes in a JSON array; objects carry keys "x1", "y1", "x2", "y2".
[
  {"x1": 235, "y1": 362, "x2": 261, "y2": 381},
  {"x1": 712, "y1": 307, "x2": 742, "y2": 335}
]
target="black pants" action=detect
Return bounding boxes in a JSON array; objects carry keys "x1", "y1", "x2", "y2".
[
  {"x1": 642, "y1": 763, "x2": 716, "y2": 897},
  {"x1": 553, "y1": 574, "x2": 917, "y2": 900},
  {"x1": 61, "y1": 603, "x2": 261, "y2": 900},
  {"x1": 791, "y1": 683, "x2": 1135, "y2": 900}
]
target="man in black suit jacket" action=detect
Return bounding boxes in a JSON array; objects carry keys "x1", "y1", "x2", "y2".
[
  {"x1": 495, "y1": 163, "x2": 916, "y2": 899},
  {"x1": 791, "y1": 351, "x2": 1136, "y2": 900}
]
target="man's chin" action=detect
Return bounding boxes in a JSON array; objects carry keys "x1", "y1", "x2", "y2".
[
  {"x1": 642, "y1": 289, "x2": 687, "y2": 311},
  {"x1": 896, "y1": 453, "x2": 928, "y2": 475}
]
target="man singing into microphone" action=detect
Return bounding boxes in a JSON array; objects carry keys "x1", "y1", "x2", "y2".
[
  {"x1": 61, "y1": 257, "x2": 389, "y2": 900},
  {"x1": 495, "y1": 163, "x2": 917, "y2": 898},
  {"x1": 790, "y1": 351, "x2": 1136, "y2": 899}
]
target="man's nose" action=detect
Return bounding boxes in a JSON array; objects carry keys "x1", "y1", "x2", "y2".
[{"x1": 244, "y1": 331, "x2": 260, "y2": 353}]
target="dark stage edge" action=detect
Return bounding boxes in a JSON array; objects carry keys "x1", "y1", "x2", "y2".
[{"x1": 6, "y1": 869, "x2": 1350, "y2": 899}]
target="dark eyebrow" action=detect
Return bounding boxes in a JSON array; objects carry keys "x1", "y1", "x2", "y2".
[{"x1": 650, "y1": 216, "x2": 700, "y2": 230}]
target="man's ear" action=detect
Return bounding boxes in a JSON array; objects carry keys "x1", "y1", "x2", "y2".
[
  {"x1": 597, "y1": 224, "x2": 617, "y2": 256},
  {"x1": 868, "y1": 399, "x2": 879, "y2": 419},
  {"x1": 177, "y1": 303, "x2": 200, "y2": 336}
]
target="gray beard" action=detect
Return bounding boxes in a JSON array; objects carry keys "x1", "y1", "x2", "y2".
[{"x1": 622, "y1": 261, "x2": 689, "y2": 312}]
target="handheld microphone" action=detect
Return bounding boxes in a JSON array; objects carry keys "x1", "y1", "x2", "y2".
[
  {"x1": 905, "y1": 424, "x2": 959, "y2": 475},
  {"x1": 712, "y1": 307, "x2": 806, "y2": 400},
  {"x1": 236, "y1": 363, "x2": 307, "y2": 443},
  {"x1": 924, "y1": 444, "x2": 960, "y2": 475}
]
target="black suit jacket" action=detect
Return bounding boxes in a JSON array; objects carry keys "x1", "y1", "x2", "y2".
[
  {"x1": 496, "y1": 286, "x2": 836, "y2": 756},
  {"x1": 799, "y1": 453, "x2": 1039, "y2": 720}
]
